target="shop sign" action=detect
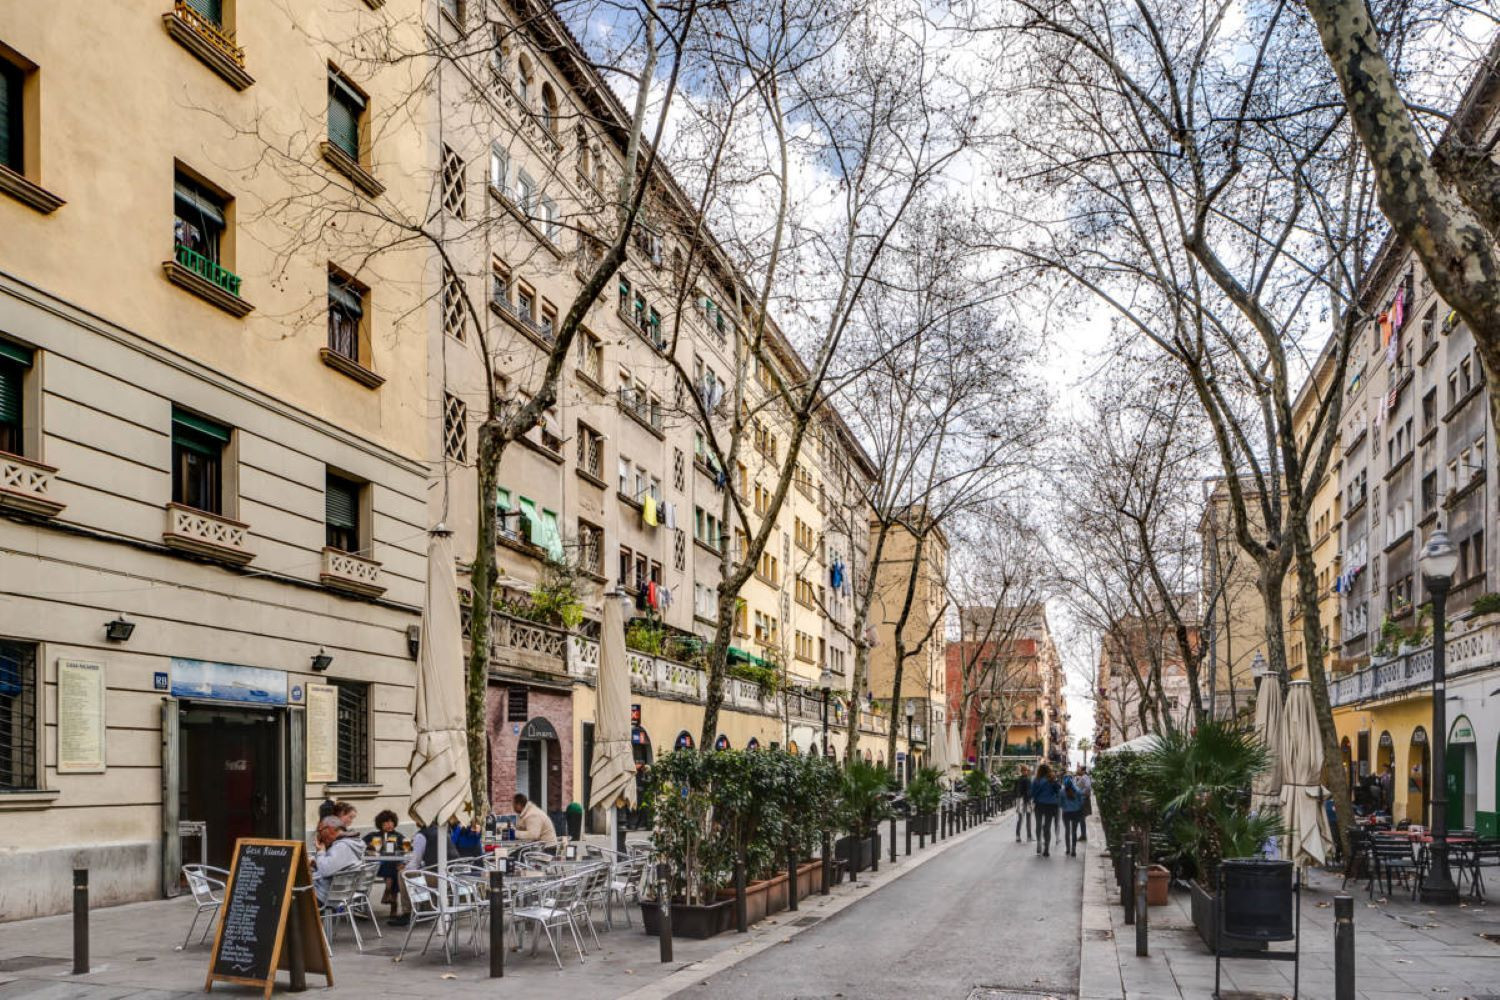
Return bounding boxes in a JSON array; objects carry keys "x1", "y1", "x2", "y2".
[
  {"x1": 520, "y1": 717, "x2": 559, "y2": 741},
  {"x1": 170, "y1": 658, "x2": 286, "y2": 705}
]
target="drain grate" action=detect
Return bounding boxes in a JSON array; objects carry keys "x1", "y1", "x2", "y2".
[
  {"x1": 790, "y1": 915, "x2": 823, "y2": 926},
  {"x1": 0, "y1": 957, "x2": 65, "y2": 973},
  {"x1": 968, "y1": 990, "x2": 1075, "y2": 1000}
]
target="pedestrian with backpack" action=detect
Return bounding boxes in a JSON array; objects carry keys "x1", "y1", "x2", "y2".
[
  {"x1": 1061, "y1": 772, "x2": 1084, "y2": 856},
  {"x1": 1030, "y1": 764, "x2": 1061, "y2": 857}
]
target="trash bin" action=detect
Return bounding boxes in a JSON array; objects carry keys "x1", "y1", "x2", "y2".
[{"x1": 1218, "y1": 858, "x2": 1294, "y2": 942}]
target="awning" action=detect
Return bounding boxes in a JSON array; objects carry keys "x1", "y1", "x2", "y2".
[{"x1": 728, "y1": 646, "x2": 771, "y2": 669}]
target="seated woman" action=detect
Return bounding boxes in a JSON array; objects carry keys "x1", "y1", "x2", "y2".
[{"x1": 363, "y1": 810, "x2": 410, "y2": 923}]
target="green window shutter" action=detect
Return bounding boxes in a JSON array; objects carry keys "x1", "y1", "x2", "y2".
[
  {"x1": 184, "y1": 0, "x2": 223, "y2": 25},
  {"x1": 0, "y1": 361, "x2": 22, "y2": 426},
  {"x1": 327, "y1": 79, "x2": 361, "y2": 161},
  {"x1": 326, "y1": 476, "x2": 359, "y2": 531},
  {"x1": 540, "y1": 509, "x2": 563, "y2": 561},
  {"x1": 519, "y1": 498, "x2": 541, "y2": 546},
  {"x1": 496, "y1": 487, "x2": 512, "y2": 512},
  {"x1": 0, "y1": 339, "x2": 33, "y2": 367},
  {"x1": 328, "y1": 276, "x2": 364, "y2": 318},
  {"x1": 171, "y1": 408, "x2": 230, "y2": 458}
]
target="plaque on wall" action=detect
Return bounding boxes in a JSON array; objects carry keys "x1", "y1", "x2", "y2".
[{"x1": 57, "y1": 659, "x2": 106, "y2": 773}]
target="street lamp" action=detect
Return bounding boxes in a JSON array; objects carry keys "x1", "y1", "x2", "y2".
[
  {"x1": 818, "y1": 664, "x2": 834, "y2": 762},
  {"x1": 1419, "y1": 527, "x2": 1460, "y2": 905},
  {"x1": 904, "y1": 699, "x2": 915, "y2": 785}
]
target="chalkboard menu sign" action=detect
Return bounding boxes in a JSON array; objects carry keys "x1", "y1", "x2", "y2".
[{"x1": 206, "y1": 838, "x2": 331, "y2": 997}]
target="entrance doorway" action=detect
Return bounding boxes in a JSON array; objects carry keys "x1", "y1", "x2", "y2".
[
  {"x1": 179, "y1": 703, "x2": 283, "y2": 868},
  {"x1": 1408, "y1": 727, "x2": 1429, "y2": 827},
  {"x1": 1447, "y1": 716, "x2": 1477, "y2": 830},
  {"x1": 515, "y1": 716, "x2": 562, "y2": 814}
]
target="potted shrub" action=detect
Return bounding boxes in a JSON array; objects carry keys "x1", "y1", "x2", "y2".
[
  {"x1": 906, "y1": 767, "x2": 943, "y2": 836},
  {"x1": 1140, "y1": 722, "x2": 1281, "y2": 950},
  {"x1": 639, "y1": 748, "x2": 734, "y2": 938},
  {"x1": 836, "y1": 760, "x2": 891, "y2": 871}
]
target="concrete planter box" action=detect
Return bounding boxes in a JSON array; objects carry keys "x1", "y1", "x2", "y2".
[
  {"x1": 639, "y1": 897, "x2": 733, "y2": 939},
  {"x1": 1189, "y1": 880, "x2": 1267, "y2": 952},
  {"x1": 835, "y1": 833, "x2": 881, "y2": 872}
]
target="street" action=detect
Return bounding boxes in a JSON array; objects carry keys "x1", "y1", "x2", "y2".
[{"x1": 670, "y1": 820, "x2": 1084, "y2": 1000}]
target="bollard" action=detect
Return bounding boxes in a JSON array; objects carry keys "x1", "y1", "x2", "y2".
[
  {"x1": 940, "y1": 806, "x2": 947, "y2": 840},
  {"x1": 489, "y1": 869, "x2": 505, "y2": 978},
  {"x1": 1123, "y1": 843, "x2": 1136, "y2": 925},
  {"x1": 872, "y1": 830, "x2": 880, "y2": 872},
  {"x1": 918, "y1": 815, "x2": 927, "y2": 850},
  {"x1": 905, "y1": 817, "x2": 912, "y2": 856},
  {"x1": 734, "y1": 854, "x2": 748, "y2": 932},
  {"x1": 822, "y1": 831, "x2": 832, "y2": 896},
  {"x1": 1134, "y1": 863, "x2": 1149, "y2": 956},
  {"x1": 1334, "y1": 894, "x2": 1354, "y2": 1000},
  {"x1": 657, "y1": 862, "x2": 674, "y2": 962},
  {"x1": 889, "y1": 814, "x2": 897, "y2": 864},
  {"x1": 72, "y1": 868, "x2": 88, "y2": 976},
  {"x1": 787, "y1": 848, "x2": 798, "y2": 911},
  {"x1": 286, "y1": 902, "x2": 306, "y2": 992}
]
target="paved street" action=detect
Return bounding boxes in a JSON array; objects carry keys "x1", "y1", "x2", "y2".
[{"x1": 670, "y1": 820, "x2": 1085, "y2": 1000}]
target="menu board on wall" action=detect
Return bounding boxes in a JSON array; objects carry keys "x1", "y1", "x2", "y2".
[
  {"x1": 305, "y1": 683, "x2": 338, "y2": 783},
  {"x1": 57, "y1": 659, "x2": 106, "y2": 773}
]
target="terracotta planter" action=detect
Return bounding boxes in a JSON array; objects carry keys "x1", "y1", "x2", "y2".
[
  {"x1": 794, "y1": 859, "x2": 823, "y2": 899},
  {"x1": 717, "y1": 862, "x2": 827, "y2": 926},
  {"x1": 1146, "y1": 864, "x2": 1170, "y2": 906},
  {"x1": 639, "y1": 897, "x2": 733, "y2": 939}
]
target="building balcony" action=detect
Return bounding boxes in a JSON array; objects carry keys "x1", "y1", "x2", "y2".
[
  {"x1": 1329, "y1": 615, "x2": 1500, "y2": 707},
  {"x1": 164, "y1": 243, "x2": 253, "y2": 317},
  {"x1": 162, "y1": 1, "x2": 253, "y2": 90},
  {"x1": 162, "y1": 503, "x2": 255, "y2": 565},
  {"x1": 616, "y1": 387, "x2": 664, "y2": 436},
  {"x1": 0, "y1": 452, "x2": 66, "y2": 519},
  {"x1": 319, "y1": 546, "x2": 385, "y2": 598}
]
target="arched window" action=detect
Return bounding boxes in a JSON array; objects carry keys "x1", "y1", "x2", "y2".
[
  {"x1": 541, "y1": 82, "x2": 559, "y2": 135},
  {"x1": 516, "y1": 53, "x2": 533, "y2": 105}
]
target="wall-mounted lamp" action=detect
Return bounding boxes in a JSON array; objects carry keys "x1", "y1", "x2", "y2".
[
  {"x1": 104, "y1": 615, "x2": 136, "y2": 643},
  {"x1": 406, "y1": 625, "x2": 422, "y2": 660},
  {"x1": 310, "y1": 648, "x2": 333, "y2": 672}
]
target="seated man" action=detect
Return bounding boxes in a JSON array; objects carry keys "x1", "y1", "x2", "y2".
[
  {"x1": 311, "y1": 816, "x2": 364, "y2": 905},
  {"x1": 513, "y1": 793, "x2": 558, "y2": 843}
]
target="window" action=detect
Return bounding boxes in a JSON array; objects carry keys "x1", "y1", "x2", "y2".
[
  {"x1": 335, "y1": 680, "x2": 370, "y2": 784},
  {"x1": 442, "y1": 266, "x2": 466, "y2": 340},
  {"x1": 1, "y1": 50, "x2": 25, "y2": 174},
  {"x1": 490, "y1": 258, "x2": 510, "y2": 311},
  {"x1": 578, "y1": 520, "x2": 603, "y2": 575},
  {"x1": 1448, "y1": 369, "x2": 1460, "y2": 408},
  {"x1": 506, "y1": 686, "x2": 528, "y2": 722},
  {"x1": 327, "y1": 269, "x2": 367, "y2": 364},
  {"x1": 795, "y1": 631, "x2": 816, "y2": 663},
  {"x1": 489, "y1": 143, "x2": 509, "y2": 196},
  {"x1": 327, "y1": 68, "x2": 366, "y2": 163},
  {"x1": 734, "y1": 601, "x2": 749, "y2": 637},
  {"x1": 441, "y1": 144, "x2": 464, "y2": 218},
  {"x1": 540, "y1": 196, "x2": 559, "y2": 243},
  {"x1": 325, "y1": 472, "x2": 363, "y2": 553},
  {"x1": 0, "y1": 339, "x2": 31, "y2": 456},
  {"x1": 171, "y1": 408, "x2": 229, "y2": 515},
  {"x1": 540, "y1": 300, "x2": 557, "y2": 339},
  {"x1": 1461, "y1": 356, "x2": 1473, "y2": 396},
  {"x1": 617, "y1": 545, "x2": 631, "y2": 587},
  {"x1": 617, "y1": 455, "x2": 630, "y2": 494},
  {"x1": 694, "y1": 506, "x2": 722, "y2": 550},
  {"x1": 1422, "y1": 388, "x2": 1436, "y2": 431},
  {"x1": 443, "y1": 393, "x2": 467, "y2": 462},
  {"x1": 757, "y1": 552, "x2": 779, "y2": 586},
  {"x1": 516, "y1": 53, "x2": 533, "y2": 106},
  {"x1": 515, "y1": 170, "x2": 535, "y2": 213},
  {"x1": 173, "y1": 171, "x2": 227, "y2": 266},
  {"x1": 577, "y1": 423, "x2": 603, "y2": 479},
  {"x1": 1421, "y1": 471, "x2": 1437, "y2": 515},
  {"x1": 0, "y1": 638, "x2": 38, "y2": 791},
  {"x1": 540, "y1": 83, "x2": 559, "y2": 134},
  {"x1": 516, "y1": 283, "x2": 535, "y2": 323},
  {"x1": 577, "y1": 329, "x2": 603, "y2": 382}
]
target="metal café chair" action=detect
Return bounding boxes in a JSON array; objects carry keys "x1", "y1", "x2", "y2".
[
  {"x1": 1370, "y1": 837, "x2": 1420, "y2": 899},
  {"x1": 1469, "y1": 842, "x2": 1500, "y2": 900},
  {"x1": 180, "y1": 864, "x2": 229, "y2": 948},
  {"x1": 351, "y1": 862, "x2": 384, "y2": 940},
  {"x1": 320, "y1": 867, "x2": 373, "y2": 953},
  {"x1": 510, "y1": 872, "x2": 587, "y2": 969},
  {"x1": 397, "y1": 869, "x2": 484, "y2": 964},
  {"x1": 606, "y1": 853, "x2": 649, "y2": 928}
]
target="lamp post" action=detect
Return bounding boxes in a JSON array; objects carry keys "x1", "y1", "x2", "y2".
[
  {"x1": 818, "y1": 665, "x2": 834, "y2": 761},
  {"x1": 904, "y1": 699, "x2": 915, "y2": 786},
  {"x1": 1419, "y1": 528, "x2": 1460, "y2": 905}
]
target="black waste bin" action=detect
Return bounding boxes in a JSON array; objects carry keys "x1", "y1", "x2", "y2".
[{"x1": 1218, "y1": 858, "x2": 1295, "y2": 942}]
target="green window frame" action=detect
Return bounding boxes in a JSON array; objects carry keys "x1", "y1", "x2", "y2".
[
  {"x1": 0, "y1": 340, "x2": 32, "y2": 456},
  {"x1": 171, "y1": 407, "x2": 229, "y2": 514},
  {"x1": 327, "y1": 71, "x2": 365, "y2": 162}
]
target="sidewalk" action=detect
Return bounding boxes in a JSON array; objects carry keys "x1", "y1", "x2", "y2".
[
  {"x1": 0, "y1": 814, "x2": 995, "y2": 999},
  {"x1": 1079, "y1": 845, "x2": 1500, "y2": 999}
]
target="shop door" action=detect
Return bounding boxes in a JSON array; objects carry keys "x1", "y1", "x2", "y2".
[
  {"x1": 180, "y1": 704, "x2": 282, "y2": 868},
  {"x1": 1447, "y1": 751, "x2": 1466, "y2": 830}
]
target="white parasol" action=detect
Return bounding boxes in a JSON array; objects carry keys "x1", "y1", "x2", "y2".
[
  {"x1": 1278, "y1": 680, "x2": 1332, "y2": 867},
  {"x1": 407, "y1": 527, "x2": 471, "y2": 831},
  {"x1": 588, "y1": 593, "x2": 637, "y2": 837},
  {"x1": 1251, "y1": 671, "x2": 1285, "y2": 815}
]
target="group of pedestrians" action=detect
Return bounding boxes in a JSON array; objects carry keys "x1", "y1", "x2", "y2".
[{"x1": 1011, "y1": 764, "x2": 1091, "y2": 858}]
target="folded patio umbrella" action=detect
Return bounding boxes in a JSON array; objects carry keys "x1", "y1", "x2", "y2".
[
  {"x1": 588, "y1": 593, "x2": 637, "y2": 813},
  {"x1": 1279, "y1": 679, "x2": 1332, "y2": 867},
  {"x1": 1251, "y1": 671, "x2": 1284, "y2": 815},
  {"x1": 407, "y1": 527, "x2": 471, "y2": 831}
]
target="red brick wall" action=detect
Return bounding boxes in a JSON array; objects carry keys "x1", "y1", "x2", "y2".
[{"x1": 486, "y1": 684, "x2": 574, "y2": 814}]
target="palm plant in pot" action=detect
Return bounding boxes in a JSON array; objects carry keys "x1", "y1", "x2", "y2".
[
  {"x1": 837, "y1": 759, "x2": 892, "y2": 872},
  {"x1": 906, "y1": 767, "x2": 943, "y2": 836},
  {"x1": 1140, "y1": 721, "x2": 1281, "y2": 950}
]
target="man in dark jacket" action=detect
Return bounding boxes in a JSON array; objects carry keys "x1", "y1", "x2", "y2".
[
  {"x1": 1014, "y1": 765, "x2": 1033, "y2": 843},
  {"x1": 1030, "y1": 765, "x2": 1062, "y2": 857}
]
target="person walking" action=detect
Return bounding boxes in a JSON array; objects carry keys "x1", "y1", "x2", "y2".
[
  {"x1": 1030, "y1": 764, "x2": 1061, "y2": 857},
  {"x1": 1061, "y1": 772, "x2": 1084, "y2": 856},
  {"x1": 1013, "y1": 764, "x2": 1034, "y2": 843},
  {"x1": 1074, "y1": 766, "x2": 1093, "y2": 842}
]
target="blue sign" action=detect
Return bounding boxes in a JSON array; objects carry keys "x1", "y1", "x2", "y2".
[
  {"x1": 289, "y1": 684, "x2": 304, "y2": 705},
  {"x1": 170, "y1": 658, "x2": 287, "y2": 705},
  {"x1": 153, "y1": 672, "x2": 169, "y2": 692}
]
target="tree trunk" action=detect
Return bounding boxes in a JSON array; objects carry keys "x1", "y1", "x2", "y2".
[
  {"x1": 464, "y1": 422, "x2": 503, "y2": 820},
  {"x1": 698, "y1": 589, "x2": 738, "y2": 749}
]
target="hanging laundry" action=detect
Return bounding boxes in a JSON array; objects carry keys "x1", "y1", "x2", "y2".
[
  {"x1": 636, "y1": 588, "x2": 648, "y2": 612},
  {"x1": 663, "y1": 503, "x2": 677, "y2": 531},
  {"x1": 1379, "y1": 311, "x2": 1391, "y2": 347},
  {"x1": 1385, "y1": 328, "x2": 1399, "y2": 366},
  {"x1": 714, "y1": 467, "x2": 727, "y2": 491},
  {"x1": 1391, "y1": 288, "x2": 1405, "y2": 329},
  {"x1": 643, "y1": 495, "x2": 658, "y2": 526}
]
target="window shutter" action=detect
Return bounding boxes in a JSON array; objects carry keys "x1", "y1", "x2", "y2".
[
  {"x1": 184, "y1": 0, "x2": 223, "y2": 24},
  {"x1": 519, "y1": 498, "x2": 541, "y2": 546},
  {"x1": 541, "y1": 509, "x2": 563, "y2": 561},
  {"x1": 326, "y1": 477, "x2": 359, "y2": 531},
  {"x1": 0, "y1": 61, "x2": 20, "y2": 173},
  {"x1": 0, "y1": 361, "x2": 22, "y2": 426},
  {"x1": 171, "y1": 408, "x2": 231, "y2": 455},
  {"x1": 328, "y1": 276, "x2": 364, "y2": 318},
  {"x1": 327, "y1": 83, "x2": 361, "y2": 160},
  {"x1": 173, "y1": 180, "x2": 226, "y2": 229}
]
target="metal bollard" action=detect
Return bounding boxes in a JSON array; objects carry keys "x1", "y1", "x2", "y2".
[
  {"x1": 734, "y1": 855, "x2": 748, "y2": 932},
  {"x1": 822, "y1": 831, "x2": 832, "y2": 896},
  {"x1": 918, "y1": 815, "x2": 927, "y2": 850},
  {"x1": 889, "y1": 814, "x2": 897, "y2": 863},
  {"x1": 1334, "y1": 895, "x2": 1354, "y2": 1000},
  {"x1": 1123, "y1": 843, "x2": 1136, "y2": 925},
  {"x1": 489, "y1": 869, "x2": 505, "y2": 978},
  {"x1": 657, "y1": 862, "x2": 673, "y2": 963},
  {"x1": 872, "y1": 829, "x2": 880, "y2": 872},
  {"x1": 286, "y1": 902, "x2": 306, "y2": 992},
  {"x1": 72, "y1": 868, "x2": 88, "y2": 975},
  {"x1": 787, "y1": 849, "x2": 798, "y2": 911},
  {"x1": 1134, "y1": 863, "x2": 1149, "y2": 956},
  {"x1": 905, "y1": 817, "x2": 912, "y2": 856},
  {"x1": 940, "y1": 806, "x2": 947, "y2": 840}
]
